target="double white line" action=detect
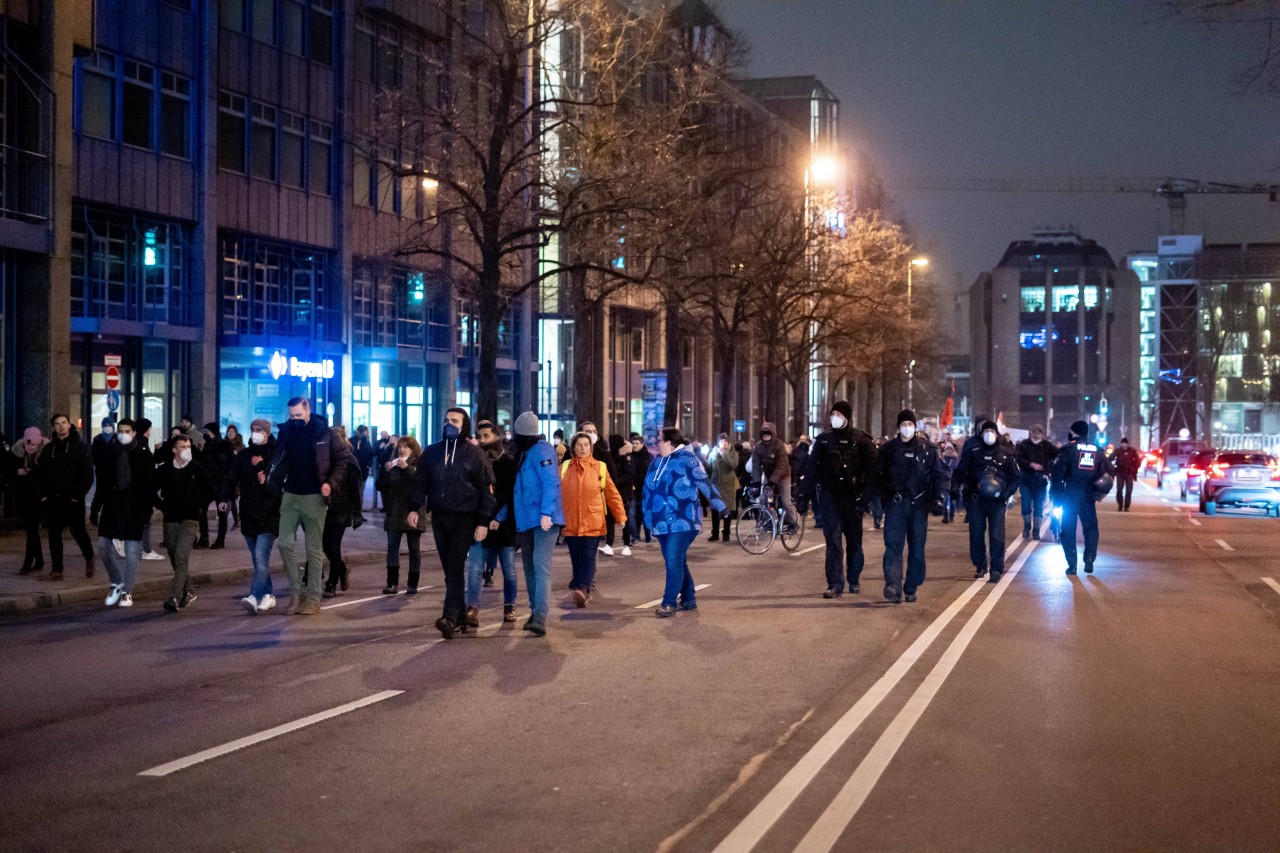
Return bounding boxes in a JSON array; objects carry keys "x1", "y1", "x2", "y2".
[{"x1": 715, "y1": 525, "x2": 1045, "y2": 853}]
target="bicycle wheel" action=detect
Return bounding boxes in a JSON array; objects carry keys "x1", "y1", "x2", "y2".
[
  {"x1": 737, "y1": 505, "x2": 776, "y2": 554},
  {"x1": 779, "y1": 511, "x2": 806, "y2": 552}
]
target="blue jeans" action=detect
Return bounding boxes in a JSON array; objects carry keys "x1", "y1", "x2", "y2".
[
  {"x1": 565, "y1": 535, "x2": 600, "y2": 591},
  {"x1": 244, "y1": 533, "x2": 276, "y2": 598},
  {"x1": 657, "y1": 530, "x2": 698, "y2": 608},
  {"x1": 466, "y1": 542, "x2": 518, "y2": 607},
  {"x1": 518, "y1": 525, "x2": 560, "y2": 619},
  {"x1": 99, "y1": 536, "x2": 141, "y2": 593}
]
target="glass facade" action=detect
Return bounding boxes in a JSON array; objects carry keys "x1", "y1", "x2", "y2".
[
  {"x1": 220, "y1": 233, "x2": 341, "y2": 343},
  {"x1": 218, "y1": 345, "x2": 342, "y2": 435},
  {"x1": 71, "y1": 204, "x2": 191, "y2": 325}
]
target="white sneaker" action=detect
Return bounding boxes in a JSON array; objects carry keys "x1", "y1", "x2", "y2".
[
  {"x1": 105, "y1": 584, "x2": 123, "y2": 607},
  {"x1": 256, "y1": 594, "x2": 277, "y2": 613},
  {"x1": 141, "y1": 550, "x2": 165, "y2": 561},
  {"x1": 621, "y1": 546, "x2": 632, "y2": 556},
  {"x1": 599, "y1": 544, "x2": 614, "y2": 556},
  {"x1": 113, "y1": 539, "x2": 125, "y2": 558},
  {"x1": 117, "y1": 592, "x2": 133, "y2": 608},
  {"x1": 241, "y1": 595, "x2": 259, "y2": 614}
]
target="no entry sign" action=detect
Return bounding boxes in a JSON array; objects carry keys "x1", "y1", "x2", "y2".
[{"x1": 105, "y1": 366, "x2": 121, "y2": 390}]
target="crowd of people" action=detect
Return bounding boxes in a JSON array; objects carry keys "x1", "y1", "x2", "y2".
[{"x1": 2, "y1": 396, "x2": 1120, "y2": 631}]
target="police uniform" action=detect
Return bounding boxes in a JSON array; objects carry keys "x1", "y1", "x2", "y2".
[
  {"x1": 877, "y1": 409, "x2": 950, "y2": 603},
  {"x1": 1050, "y1": 420, "x2": 1114, "y2": 575},
  {"x1": 803, "y1": 401, "x2": 878, "y2": 597},
  {"x1": 956, "y1": 421, "x2": 1021, "y2": 581}
]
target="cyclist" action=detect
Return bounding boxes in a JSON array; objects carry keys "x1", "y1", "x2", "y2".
[{"x1": 748, "y1": 422, "x2": 797, "y2": 531}]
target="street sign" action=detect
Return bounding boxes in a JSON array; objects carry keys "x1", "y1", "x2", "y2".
[
  {"x1": 105, "y1": 389, "x2": 120, "y2": 413},
  {"x1": 104, "y1": 355, "x2": 122, "y2": 367},
  {"x1": 105, "y1": 366, "x2": 121, "y2": 390},
  {"x1": 733, "y1": 419, "x2": 746, "y2": 433}
]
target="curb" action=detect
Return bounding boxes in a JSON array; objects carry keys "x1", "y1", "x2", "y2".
[{"x1": 0, "y1": 548, "x2": 392, "y2": 615}]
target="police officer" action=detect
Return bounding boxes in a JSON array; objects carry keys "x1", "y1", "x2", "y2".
[
  {"x1": 956, "y1": 420, "x2": 1021, "y2": 582},
  {"x1": 803, "y1": 401, "x2": 878, "y2": 599},
  {"x1": 877, "y1": 410, "x2": 950, "y2": 603},
  {"x1": 1015, "y1": 423, "x2": 1057, "y2": 538},
  {"x1": 1050, "y1": 420, "x2": 1114, "y2": 576},
  {"x1": 1112, "y1": 437, "x2": 1140, "y2": 511}
]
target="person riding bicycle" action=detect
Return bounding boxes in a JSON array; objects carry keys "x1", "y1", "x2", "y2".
[{"x1": 748, "y1": 422, "x2": 797, "y2": 531}]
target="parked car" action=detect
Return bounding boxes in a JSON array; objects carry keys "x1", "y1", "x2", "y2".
[
  {"x1": 1181, "y1": 449, "x2": 1217, "y2": 502},
  {"x1": 1200, "y1": 451, "x2": 1280, "y2": 516},
  {"x1": 1157, "y1": 438, "x2": 1211, "y2": 490}
]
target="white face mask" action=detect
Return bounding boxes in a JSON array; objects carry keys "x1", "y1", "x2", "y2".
[
  {"x1": 117, "y1": 433, "x2": 134, "y2": 446},
  {"x1": 585, "y1": 432, "x2": 598, "y2": 445},
  {"x1": 830, "y1": 414, "x2": 846, "y2": 430},
  {"x1": 983, "y1": 432, "x2": 997, "y2": 446},
  {"x1": 250, "y1": 431, "x2": 267, "y2": 445},
  {"x1": 899, "y1": 424, "x2": 915, "y2": 441},
  {"x1": 178, "y1": 447, "x2": 193, "y2": 463},
  {"x1": 1031, "y1": 436, "x2": 1042, "y2": 445},
  {"x1": 101, "y1": 426, "x2": 114, "y2": 436}
]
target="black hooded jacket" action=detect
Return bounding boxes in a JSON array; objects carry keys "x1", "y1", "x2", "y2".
[
  {"x1": 410, "y1": 410, "x2": 496, "y2": 521},
  {"x1": 234, "y1": 436, "x2": 281, "y2": 538},
  {"x1": 40, "y1": 427, "x2": 93, "y2": 502}
]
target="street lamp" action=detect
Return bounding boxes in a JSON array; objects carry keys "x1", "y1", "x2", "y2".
[{"x1": 906, "y1": 256, "x2": 928, "y2": 410}]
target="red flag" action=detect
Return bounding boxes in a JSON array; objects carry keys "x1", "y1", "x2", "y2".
[{"x1": 940, "y1": 395, "x2": 954, "y2": 429}]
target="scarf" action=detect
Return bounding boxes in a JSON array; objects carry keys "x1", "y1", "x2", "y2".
[{"x1": 115, "y1": 443, "x2": 133, "y2": 492}]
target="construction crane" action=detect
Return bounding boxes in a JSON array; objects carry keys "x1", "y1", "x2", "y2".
[{"x1": 894, "y1": 177, "x2": 1280, "y2": 234}]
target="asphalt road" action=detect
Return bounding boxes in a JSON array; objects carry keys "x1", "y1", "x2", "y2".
[{"x1": 3, "y1": 478, "x2": 1279, "y2": 852}]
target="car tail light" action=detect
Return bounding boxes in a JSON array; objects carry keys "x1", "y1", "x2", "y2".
[
  {"x1": 1211, "y1": 463, "x2": 1229, "y2": 478},
  {"x1": 1186, "y1": 466, "x2": 1201, "y2": 476},
  {"x1": 1162, "y1": 465, "x2": 1169, "y2": 472}
]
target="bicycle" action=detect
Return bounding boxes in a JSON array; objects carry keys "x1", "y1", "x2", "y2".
[{"x1": 736, "y1": 484, "x2": 806, "y2": 554}]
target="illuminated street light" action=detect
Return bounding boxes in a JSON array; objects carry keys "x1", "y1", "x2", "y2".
[
  {"x1": 810, "y1": 153, "x2": 840, "y2": 187},
  {"x1": 907, "y1": 256, "x2": 929, "y2": 410}
]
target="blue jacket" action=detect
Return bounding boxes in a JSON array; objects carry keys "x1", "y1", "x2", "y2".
[
  {"x1": 498, "y1": 438, "x2": 565, "y2": 532},
  {"x1": 642, "y1": 445, "x2": 725, "y2": 535}
]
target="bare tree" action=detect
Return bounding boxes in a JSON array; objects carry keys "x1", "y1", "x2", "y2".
[{"x1": 1158, "y1": 0, "x2": 1280, "y2": 93}]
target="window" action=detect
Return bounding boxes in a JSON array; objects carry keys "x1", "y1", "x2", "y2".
[
  {"x1": 281, "y1": 112, "x2": 305, "y2": 188},
  {"x1": 71, "y1": 205, "x2": 189, "y2": 325},
  {"x1": 309, "y1": 121, "x2": 332, "y2": 194},
  {"x1": 376, "y1": 155, "x2": 397, "y2": 213},
  {"x1": 1020, "y1": 287, "x2": 1045, "y2": 313},
  {"x1": 282, "y1": 0, "x2": 305, "y2": 55},
  {"x1": 379, "y1": 30, "x2": 400, "y2": 89},
  {"x1": 160, "y1": 73, "x2": 191, "y2": 158},
  {"x1": 310, "y1": 0, "x2": 334, "y2": 65},
  {"x1": 221, "y1": 235, "x2": 339, "y2": 340},
  {"x1": 353, "y1": 149, "x2": 372, "y2": 207},
  {"x1": 354, "y1": 15, "x2": 375, "y2": 83},
  {"x1": 631, "y1": 328, "x2": 644, "y2": 363},
  {"x1": 219, "y1": 0, "x2": 244, "y2": 32},
  {"x1": 122, "y1": 61, "x2": 155, "y2": 148},
  {"x1": 251, "y1": 103, "x2": 277, "y2": 180},
  {"x1": 251, "y1": 0, "x2": 275, "y2": 44},
  {"x1": 218, "y1": 91, "x2": 247, "y2": 173},
  {"x1": 79, "y1": 52, "x2": 117, "y2": 141}
]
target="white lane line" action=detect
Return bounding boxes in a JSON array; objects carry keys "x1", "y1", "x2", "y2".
[
  {"x1": 1262, "y1": 577, "x2": 1280, "y2": 597},
  {"x1": 1189, "y1": 518, "x2": 1202, "y2": 527},
  {"x1": 1160, "y1": 498, "x2": 1170, "y2": 503},
  {"x1": 1215, "y1": 539, "x2": 1234, "y2": 551},
  {"x1": 138, "y1": 690, "x2": 404, "y2": 777},
  {"x1": 794, "y1": 525, "x2": 1043, "y2": 853},
  {"x1": 321, "y1": 586, "x2": 435, "y2": 610},
  {"x1": 635, "y1": 584, "x2": 711, "y2": 609},
  {"x1": 792, "y1": 543, "x2": 826, "y2": 557},
  {"x1": 710, "y1": 527, "x2": 1036, "y2": 853},
  {"x1": 277, "y1": 664, "x2": 355, "y2": 689}
]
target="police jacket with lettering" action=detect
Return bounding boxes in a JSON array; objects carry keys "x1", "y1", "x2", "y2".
[
  {"x1": 955, "y1": 441, "x2": 1021, "y2": 503},
  {"x1": 877, "y1": 435, "x2": 950, "y2": 505},
  {"x1": 1051, "y1": 439, "x2": 1113, "y2": 499},
  {"x1": 803, "y1": 426, "x2": 878, "y2": 504}
]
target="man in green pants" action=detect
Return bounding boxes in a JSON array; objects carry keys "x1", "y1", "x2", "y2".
[{"x1": 267, "y1": 397, "x2": 351, "y2": 615}]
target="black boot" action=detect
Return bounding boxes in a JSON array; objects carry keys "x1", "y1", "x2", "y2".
[{"x1": 1022, "y1": 520, "x2": 1031, "y2": 538}]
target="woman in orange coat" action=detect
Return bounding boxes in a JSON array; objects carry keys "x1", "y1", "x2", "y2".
[{"x1": 561, "y1": 432, "x2": 627, "y2": 607}]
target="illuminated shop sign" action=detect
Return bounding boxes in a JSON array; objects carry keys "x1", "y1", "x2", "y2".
[{"x1": 268, "y1": 350, "x2": 335, "y2": 382}]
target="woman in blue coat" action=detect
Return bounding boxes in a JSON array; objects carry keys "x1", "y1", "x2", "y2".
[{"x1": 642, "y1": 427, "x2": 726, "y2": 617}]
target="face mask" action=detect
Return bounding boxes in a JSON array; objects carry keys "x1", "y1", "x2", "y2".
[
  {"x1": 585, "y1": 432, "x2": 598, "y2": 444},
  {"x1": 983, "y1": 432, "x2": 997, "y2": 446},
  {"x1": 117, "y1": 433, "x2": 134, "y2": 446},
  {"x1": 443, "y1": 422, "x2": 461, "y2": 440},
  {"x1": 250, "y1": 431, "x2": 267, "y2": 445},
  {"x1": 178, "y1": 448, "x2": 193, "y2": 463},
  {"x1": 101, "y1": 426, "x2": 114, "y2": 436},
  {"x1": 1031, "y1": 437, "x2": 1042, "y2": 445},
  {"x1": 761, "y1": 434, "x2": 773, "y2": 443},
  {"x1": 554, "y1": 437, "x2": 563, "y2": 446},
  {"x1": 830, "y1": 415, "x2": 846, "y2": 430},
  {"x1": 899, "y1": 425, "x2": 915, "y2": 441}
]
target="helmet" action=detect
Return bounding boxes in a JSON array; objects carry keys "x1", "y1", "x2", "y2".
[
  {"x1": 977, "y1": 469, "x2": 1005, "y2": 500},
  {"x1": 1092, "y1": 472, "x2": 1114, "y2": 500}
]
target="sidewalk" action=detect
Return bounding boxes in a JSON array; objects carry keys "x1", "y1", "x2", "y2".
[{"x1": 0, "y1": 502, "x2": 435, "y2": 613}]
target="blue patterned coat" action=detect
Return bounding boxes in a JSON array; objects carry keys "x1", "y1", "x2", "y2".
[{"x1": 642, "y1": 445, "x2": 726, "y2": 535}]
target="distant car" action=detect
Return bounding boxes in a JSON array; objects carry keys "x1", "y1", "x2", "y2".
[
  {"x1": 1181, "y1": 449, "x2": 1217, "y2": 502},
  {"x1": 1200, "y1": 451, "x2": 1280, "y2": 516},
  {"x1": 1157, "y1": 438, "x2": 1211, "y2": 489}
]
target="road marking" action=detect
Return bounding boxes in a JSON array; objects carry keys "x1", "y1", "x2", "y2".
[
  {"x1": 1189, "y1": 518, "x2": 1202, "y2": 527},
  {"x1": 1215, "y1": 539, "x2": 1234, "y2": 551},
  {"x1": 792, "y1": 543, "x2": 826, "y2": 557},
  {"x1": 321, "y1": 586, "x2": 435, "y2": 610},
  {"x1": 635, "y1": 584, "x2": 711, "y2": 609},
  {"x1": 793, "y1": 526, "x2": 1043, "y2": 853},
  {"x1": 277, "y1": 664, "x2": 355, "y2": 689},
  {"x1": 138, "y1": 690, "x2": 404, "y2": 777},
  {"x1": 1262, "y1": 577, "x2": 1280, "y2": 597},
  {"x1": 1160, "y1": 498, "x2": 1170, "y2": 503}
]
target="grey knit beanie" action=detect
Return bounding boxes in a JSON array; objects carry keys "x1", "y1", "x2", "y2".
[{"x1": 514, "y1": 411, "x2": 540, "y2": 437}]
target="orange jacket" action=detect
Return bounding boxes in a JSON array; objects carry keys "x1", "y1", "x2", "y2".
[{"x1": 560, "y1": 456, "x2": 627, "y2": 537}]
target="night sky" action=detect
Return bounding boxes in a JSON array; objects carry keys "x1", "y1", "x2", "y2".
[{"x1": 719, "y1": 0, "x2": 1280, "y2": 345}]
